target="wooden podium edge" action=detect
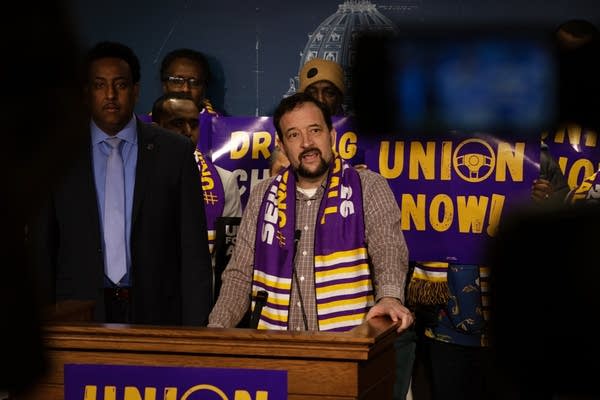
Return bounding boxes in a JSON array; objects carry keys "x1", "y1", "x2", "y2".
[{"x1": 42, "y1": 316, "x2": 401, "y2": 361}]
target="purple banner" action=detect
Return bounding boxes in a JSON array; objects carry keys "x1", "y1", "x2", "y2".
[
  {"x1": 368, "y1": 132, "x2": 539, "y2": 263},
  {"x1": 544, "y1": 124, "x2": 600, "y2": 189},
  {"x1": 64, "y1": 363, "x2": 287, "y2": 400},
  {"x1": 200, "y1": 115, "x2": 539, "y2": 263}
]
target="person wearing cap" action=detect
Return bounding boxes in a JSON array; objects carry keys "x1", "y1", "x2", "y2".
[{"x1": 299, "y1": 58, "x2": 346, "y2": 116}]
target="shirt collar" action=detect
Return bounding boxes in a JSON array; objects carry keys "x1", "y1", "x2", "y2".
[{"x1": 91, "y1": 115, "x2": 138, "y2": 145}]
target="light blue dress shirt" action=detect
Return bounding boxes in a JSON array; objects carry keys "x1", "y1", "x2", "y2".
[{"x1": 91, "y1": 116, "x2": 138, "y2": 287}]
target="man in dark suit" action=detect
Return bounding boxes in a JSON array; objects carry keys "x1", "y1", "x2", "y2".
[{"x1": 34, "y1": 41, "x2": 212, "y2": 326}]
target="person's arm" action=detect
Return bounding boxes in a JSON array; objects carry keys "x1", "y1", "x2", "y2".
[
  {"x1": 179, "y1": 140, "x2": 213, "y2": 325},
  {"x1": 534, "y1": 144, "x2": 570, "y2": 204},
  {"x1": 208, "y1": 178, "x2": 269, "y2": 327},
  {"x1": 360, "y1": 170, "x2": 414, "y2": 332}
]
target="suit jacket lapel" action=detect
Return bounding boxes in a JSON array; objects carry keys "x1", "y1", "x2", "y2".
[{"x1": 132, "y1": 121, "x2": 157, "y2": 227}]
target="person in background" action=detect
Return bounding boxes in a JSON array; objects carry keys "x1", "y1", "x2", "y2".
[
  {"x1": 152, "y1": 91, "x2": 242, "y2": 266},
  {"x1": 160, "y1": 48, "x2": 221, "y2": 115},
  {"x1": 33, "y1": 41, "x2": 212, "y2": 326},
  {"x1": 299, "y1": 58, "x2": 346, "y2": 116},
  {"x1": 208, "y1": 92, "x2": 413, "y2": 339}
]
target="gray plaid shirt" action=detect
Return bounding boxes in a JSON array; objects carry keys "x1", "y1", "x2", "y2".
[{"x1": 208, "y1": 168, "x2": 409, "y2": 330}]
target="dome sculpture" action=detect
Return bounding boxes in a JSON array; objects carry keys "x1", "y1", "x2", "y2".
[{"x1": 287, "y1": 0, "x2": 400, "y2": 108}]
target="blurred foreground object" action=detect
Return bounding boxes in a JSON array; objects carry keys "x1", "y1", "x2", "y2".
[{"x1": 0, "y1": 0, "x2": 87, "y2": 394}]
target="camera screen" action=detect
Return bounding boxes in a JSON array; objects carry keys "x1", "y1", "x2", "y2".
[{"x1": 352, "y1": 27, "x2": 558, "y2": 137}]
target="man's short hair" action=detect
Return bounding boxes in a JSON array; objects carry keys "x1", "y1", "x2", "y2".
[
  {"x1": 151, "y1": 92, "x2": 197, "y2": 123},
  {"x1": 298, "y1": 58, "x2": 345, "y2": 95},
  {"x1": 160, "y1": 48, "x2": 211, "y2": 84},
  {"x1": 84, "y1": 41, "x2": 141, "y2": 84},
  {"x1": 273, "y1": 92, "x2": 332, "y2": 141}
]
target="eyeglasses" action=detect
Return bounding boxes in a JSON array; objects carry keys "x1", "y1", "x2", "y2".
[{"x1": 164, "y1": 76, "x2": 204, "y2": 88}]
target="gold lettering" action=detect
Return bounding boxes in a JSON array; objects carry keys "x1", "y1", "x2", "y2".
[
  {"x1": 409, "y1": 141, "x2": 436, "y2": 180},
  {"x1": 584, "y1": 129, "x2": 598, "y2": 147},
  {"x1": 230, "y1": 131, "x2": 250, "y2": 159},
  {"x1": 164, "y1": 388, "x2": 178, "y2": 400},
  {"x1": 278, "y1": 210, "x2": 287, "y2": 228},
  {"x1": 234, "y1": 390, "x2": 270, "y2": 400},
  {"x1": 202, "y1": 178, "x2": 215, "y2": 191},
  {"x1": 252, "y1": 131, "x2": 272, "y2": 160},
  {"x1": 429, "y1": 194, "x2": 453, "y2": 232},
  {"x1": 103, "y1": 386, "x2": 116, "y2": 400},
  {"x1": 495, "y1": 142, "x2": 525, "y2": 182},
  {"x1": 567, "y1": 158, "x2": 595, "y2": 188},
  {"x1": 567, "y1": 124, "x2": 582, "y2": 146},
  {"x1": 84, "y1": 385, "x2": 97, "y2": 400},
  {"x1": 181, "y1": 384, "x2": 228, "y2": 400},
  {"x1": 379, "y1": 141, "x2": 404, "y2": 179},
  {"x1": 486, "y1": 194, "x2": 505, "y2": 236},
  {"x1": 553, "y1": 125, "x2": 566, "y2": 143},
  {"x1": 123, "y1": 386, "x2": 156, "y2": 400},
  {"x1": 456, "y1": 196, "x2": 489, "y2": 233},
  {"x1": 440, "y1": 141, "x2": 452, "y2": 180},
  {"x1": 338, "y1": 131, "x2": 358, "y2": 159},
  {"x1": 400, "y1": 194, "x2": 426, "y2": 231}
]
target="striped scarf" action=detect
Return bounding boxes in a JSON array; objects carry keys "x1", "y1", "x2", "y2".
[
  {"x1": 252, "y1": 155, "x2": 374, "y2": 331},
  {"x1": 194, "y1": 149, "x2": 225, "y2": 254}
]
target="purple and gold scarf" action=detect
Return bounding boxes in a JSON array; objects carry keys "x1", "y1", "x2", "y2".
[
  {"x1": 195, "y1": 149, "x2": 225, "y2": 254},
  {"x1": 252, "y1": 155, "x2": 374, "y2": 332}
]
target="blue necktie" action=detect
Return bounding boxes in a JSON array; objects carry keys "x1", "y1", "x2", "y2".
[{"x1": 104, "y1": 137, "x2": 127, "y2": 285}]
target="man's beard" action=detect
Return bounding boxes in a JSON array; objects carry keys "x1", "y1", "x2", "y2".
[{"x1": 295, "y1": 149, "x2": 330, "y2": 179}]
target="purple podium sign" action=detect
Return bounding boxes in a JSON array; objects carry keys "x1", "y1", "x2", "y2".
[{"x1": 65, "y1": 364, "x2": 287, "y2": 400}]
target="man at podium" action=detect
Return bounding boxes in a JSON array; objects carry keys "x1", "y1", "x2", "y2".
[{"x1": 209, "y1": 93, "x2": 414, "y2": 333}]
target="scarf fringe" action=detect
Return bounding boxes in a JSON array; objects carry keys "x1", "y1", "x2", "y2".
[{"x1": 407, "y1": 277, "x2": 450, "y2": 306}]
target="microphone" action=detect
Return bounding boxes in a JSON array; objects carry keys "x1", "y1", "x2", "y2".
[
  {"x1": 249, "y1": 290, "x2": 268, "y2": 329},
  {"x1": 292, "y1": 229, "x2": 309, "y2": 330}
]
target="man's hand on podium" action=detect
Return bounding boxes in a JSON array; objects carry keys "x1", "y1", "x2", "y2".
[{"x1": 366, "y1": 297, "x2": 414, "y2": 333}]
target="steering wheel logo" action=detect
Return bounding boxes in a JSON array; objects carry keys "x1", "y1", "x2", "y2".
[{"x1": 453, "y1": 139, "x2": 496, "y2": 182}]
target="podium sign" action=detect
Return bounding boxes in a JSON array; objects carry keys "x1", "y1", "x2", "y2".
[{"x1": 65, "y1": 364, "x2": 286, "y2": 400}]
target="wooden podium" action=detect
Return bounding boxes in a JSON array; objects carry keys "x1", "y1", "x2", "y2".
[{"x1": 24, "y1": 307, "x2": 399, "y2": 400}]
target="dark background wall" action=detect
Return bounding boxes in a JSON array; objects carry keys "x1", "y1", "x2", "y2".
[{"x1": 70, "y1": 0, "x2": 599, "y2": 117}]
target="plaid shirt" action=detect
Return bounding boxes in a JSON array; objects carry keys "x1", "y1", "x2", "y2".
[{"x1": 208, "y1": 168, "x2": 409, "y2": 330}]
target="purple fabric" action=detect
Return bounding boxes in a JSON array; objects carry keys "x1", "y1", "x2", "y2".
[
  {"x1": 255, "y1": 170, "x2": 296, "y2": 279},
  {"x1": 195, "y1": 150, "x2": 225, "y2": 241}
]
